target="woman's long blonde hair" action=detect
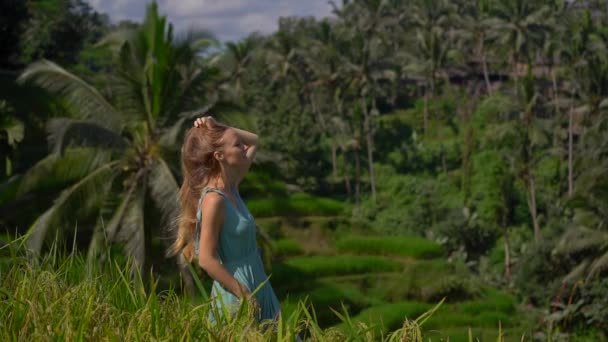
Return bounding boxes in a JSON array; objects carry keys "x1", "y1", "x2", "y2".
[{"x1": 167, "y1": 124, "x2": 228, "y2": 262}]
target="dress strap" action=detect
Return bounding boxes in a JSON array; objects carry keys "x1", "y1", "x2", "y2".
[{"x1": 194, "y1": 187, "x2": 226, "y2": 256}]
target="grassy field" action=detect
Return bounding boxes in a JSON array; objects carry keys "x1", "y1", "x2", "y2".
[
  {"x1": 0, "y1": 244, "x2": 436, "y2": 341},
  {"x1": 0, "y1": 192, "x2": 536, "y2": 341},
  {"x1": 334, "y1": 235, "x2": 443, "y2": 259}
]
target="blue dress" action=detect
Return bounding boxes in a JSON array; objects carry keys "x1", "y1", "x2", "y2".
[{"x1": 194, "y1": 187, "x2": 281, "y2": 322}]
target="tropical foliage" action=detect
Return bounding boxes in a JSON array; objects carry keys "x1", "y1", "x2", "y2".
[
  {"x1": 2, "y1": 0, "x2": 608, "y2": 338},
  {"x1": 11, "y1": 4, "x2": 218, "y2": 277}
]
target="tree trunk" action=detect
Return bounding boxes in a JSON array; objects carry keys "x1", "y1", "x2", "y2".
[
  {"x1": 461, "y1": 85, "x2": 478, "y2": 206},
  {"x1": 500, "y1": 168, "x2": 513, "y2": 280},
  {"x1": 482, "y1": 56, "x2": 492, "y2": 94},
  {"x1": 423, "y1": 90, "x2": 429, "y2": 135},
  {"x1": 361, "y1": 98, "x2": 377, "y2": 203},
  {"x1": 331, "y1": 142, "x2": 338, "y2": 180},
  {"x1": 441, "y1": 146, "x2": 447, "y2": 174},
  {"x1": 310, "y1": 94, "x2": 335, "y2": 179},
  {"x1": 462, "y1": 125, "x2": 474, "y2": 206},
  {"x1": 480, "y1": 42, "x2": 492, "y2": 94},
  {"x1": 354, "y1": 149, "x2": 361, "y2": 210},
  {"x1": 526, "y1": 171, "x2": 542, "y2": 242},
  {"x1": 568, "y1": 106, "x2": 574, "y2": 198},
  {"x1": 344, "y1": 172, "x2": 352, "y2": 196},
  {"x1": 366, "y1": 130, "x2": 377, "y2": 203},
  {"x1": 551, "y1": 68, "x2": 559, "y2": 115},
  {"x1": 503, "y1": 228, "x2": 512, "y2": 280}
]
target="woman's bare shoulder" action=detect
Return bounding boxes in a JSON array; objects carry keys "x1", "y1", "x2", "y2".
[{"x1": 201, "y1": 192, "x2": 225, "y2": 214}]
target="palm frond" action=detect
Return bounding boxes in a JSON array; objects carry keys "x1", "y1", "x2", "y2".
[
  {"x1": 147, "y1": 158, "x2": 180, "y2": 233},
  {"x1": 553, "y1": 226, "x2": 605, "y2": 257},
  {"x1": 587, "y1": 250, "x2": 608, "y2": 280},
  {"x1": 221, "y1": 112, "x2": 258, "y2": 132},
  {"x1": 158, "y1": 109, "x2": 208, "y2": 148},
  {"x1": 105, "y1": 180, "x2": 139, "y2": 243},
  {"x1": 158, "y1": 116, "x2": 189, "y2": 149},
  {"x1": 25, "y1": 161, "x2": 119, "y2": 253},
  {"x1": 96, "y1": 28, "x2": 137, "y2": 53},
  {"x1": 86, "y1": 215, "x2": 109, "y2": 268},
  {"x1": 562, "y1": 259, "x2": 590, "y2": 284},
  {"x1": 173, "y1": 27, "x2": 218, "y2": 53},
  {"x1": 47, "y1": 118, "x2": 129, "y2": 155},
  {"x1": 16, "y1": 148, "x2": 113, "y2": 198},
  {"x1": 17, "y1": 60, "x2": 122, "y2": 130},
  {"x1": 116, "y1": 183, "x2": 146, "y2": 272}
]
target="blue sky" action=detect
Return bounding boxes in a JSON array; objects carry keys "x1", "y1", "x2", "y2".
[{"x1": 89, "y1": 0, "x2": 335, "y2": 42}]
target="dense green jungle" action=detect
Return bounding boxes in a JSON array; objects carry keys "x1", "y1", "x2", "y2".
[{"x1": 1, "y1": 0, "x2": 608, "y2": 340}]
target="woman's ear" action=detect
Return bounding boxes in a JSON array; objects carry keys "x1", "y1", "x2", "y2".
[{"x1": 213, "y1": 151, "x2": 224, "y2": 161}]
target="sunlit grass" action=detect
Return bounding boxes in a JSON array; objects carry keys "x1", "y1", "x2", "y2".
[
  {"x1": 334, "y1": 235, "x2": 443, "y2": 259},
  {"x1": 346, "y1": 301, "x2": 434, "y2": 336},
  {"x1": 272, "y1": 255, "x2": 403, "y2": 283},
  {"x1": 458, "y1": 289, "x2": 516, "y2": 315},
  {"x1": 0, "y1": 240, "x2": 436, "y2": 341},
  {"x1": 272, "y1": 239, "x2": 304, "y2": 257},
  {"x1": 248, "y1": 193, "x2": 346, "y2": 217}
]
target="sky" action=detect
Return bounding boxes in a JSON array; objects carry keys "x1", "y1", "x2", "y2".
[{"x1": 88, "y1": 0, "x2": 336, "y2": 42}]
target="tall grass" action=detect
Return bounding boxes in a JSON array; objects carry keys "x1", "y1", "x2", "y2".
[{"x1": 0, "y1": 240, "x2": 433, "y2": 341}]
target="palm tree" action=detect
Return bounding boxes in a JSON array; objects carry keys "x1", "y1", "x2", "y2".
[
  {"x1": 219, "y1": 38, "x2": 259, "y2": 100},
  {"x1": 492, "y1": 0, "x2": 551, "y2": 78},
  {"x1": 454, "y1": 0, "x2": 499, "y2": 95},
  {"x1": 405, "y1": 0, "x2": 456, "y2": 135},
  {"x1": 330, "y1": 0, "x2": 399, "y2": 203},
  {"x1": 550, "y1": 5, "x2": 608, "y2": 288},
  {"x1": 484, "y1": 73, "x2": 550, "y2": 243},
  {"x1": 14, "y1": 3, "x2": 217, "y2": 278},
  {"x1": 558, "y1": 9, "x2": 608, "y2": 198},
  {"x1": 301, "y1": 19, "x2": 364, "y2": 190},
  {"x1": 517, "y1": 73, "x2": 547, "y2": 243}
]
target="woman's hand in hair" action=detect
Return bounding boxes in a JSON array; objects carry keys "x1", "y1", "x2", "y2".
[{"x1": 194, "y1": 116, "x2": 220, "y2": 129}]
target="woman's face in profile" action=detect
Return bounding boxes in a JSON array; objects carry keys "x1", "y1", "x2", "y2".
[{"x1": 218, "y1": 128, "x2": 247, "y2": 167}]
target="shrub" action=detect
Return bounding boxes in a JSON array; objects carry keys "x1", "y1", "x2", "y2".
[
  {"x1": 361, "y1": 172, "x2": 461, "y2": 236},
  {"x1": 436, "y1": 207, "x2": 500, "y2": 261},
  {"x1": 420, "y1": 275, "x2": 482, "y2": 302},
  {"x1": 514, "y1": 240, "x2": 562, "y2": 306}
]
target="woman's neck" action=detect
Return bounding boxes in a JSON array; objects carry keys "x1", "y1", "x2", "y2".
[{"x1": 208, "y1": 172, "x2": 238, "y2": 192}]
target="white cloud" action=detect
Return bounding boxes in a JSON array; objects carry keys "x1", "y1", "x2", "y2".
[
  {"x1": 88, "y1": 0, "x2": 334, "y2": 42},
  {"x1": 158, "y1": 0, "x2": 255, "y2": 18}
]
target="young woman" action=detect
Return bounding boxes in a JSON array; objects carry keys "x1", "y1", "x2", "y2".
[{"x1": 168, "y1": 116, "x2": 281, "y2": 322}]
